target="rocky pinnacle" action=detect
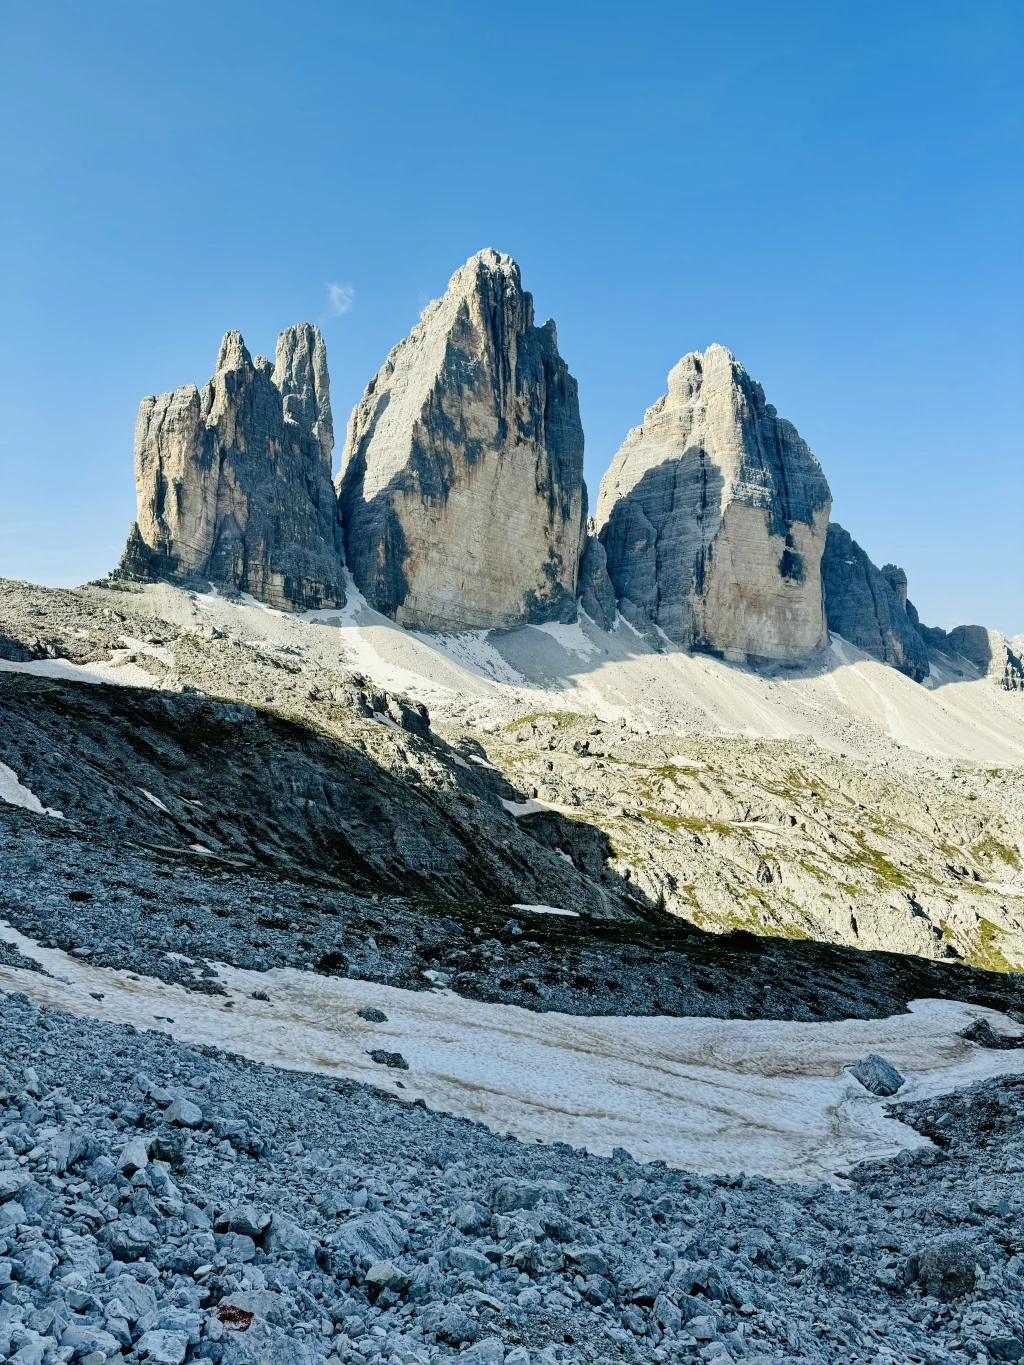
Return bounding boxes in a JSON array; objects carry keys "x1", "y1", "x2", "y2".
[
  {"x1": 119, "y1": 324, "x2": 345, "y2": 612},
  {"x1": 337, "y1": 249, "x2": 587, "y2": 631},
  {"x1": 594, "y1": 345, "x2": 832, "y2": 659}
]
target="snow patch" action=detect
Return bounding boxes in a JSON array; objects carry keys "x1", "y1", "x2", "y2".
[
  {"x1": 0, "y1": 764, "x2": 63, "y2": 819},
  {"x1": 501, "y1": 797, "x2": 560, "y2": 817},
  {"x1": 118, "y1": 636, "x2": 174, "y2": 666},
  {"x1": 371, "y1": 711, "x2": 402, "y2": 731},
  {"x1": 531, "y1": 622, "x2": 599, "y2": 660},
  {"x1": 829, "y1": 634, "x2": 851, "y2": 665},
  {"x1": 1, "y1": 923, "x2": 1023, "y2": 1182},
  {"x1": 0, "y1": 657, "x2": 160, "y2": 690},
  {"x1": 415, "y1": 630, "x2": 527, "y2": 686},
  {"x1": 140, "y1": 789, "x2": 170, "y2": 814},
  {"x1": 511, "y1": 904, "x2": 579, "y2": 918},
  {"x1": 238, "y1": 593, "x2": 289, "y2": 618}
]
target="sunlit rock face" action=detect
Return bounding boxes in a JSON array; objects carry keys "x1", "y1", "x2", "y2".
[
  {"x1": 594, "y1": 344, "x2": 831, "y2": 659},
  {"x1": 337, "y1": 249, "x2": 587, "y2": 631},
  {"x1": 119, "y1": 325, "x2": 345, "y2": 611}
]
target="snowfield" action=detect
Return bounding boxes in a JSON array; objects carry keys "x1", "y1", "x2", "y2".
[{"x1": 2, "y1": 923, "x2": 1022, "y2": 1186}]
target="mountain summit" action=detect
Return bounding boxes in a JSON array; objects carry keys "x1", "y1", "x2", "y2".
[
  {"x1": 594, "y1": 344, "x2": 832, "y2": 658},
  {"x1": 119, "y1": 324, "x2": 345, "y2": 611},
  {"x1": 337, "y1": 249, "x2": 587, "y2": 631}
]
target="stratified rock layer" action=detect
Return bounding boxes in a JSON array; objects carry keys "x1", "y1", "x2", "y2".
[
  {"x1": 119, "y1": 325, "x2": 344, "y2": 611},
  {"x1": 821, "y1": 524, "x2": 930, "y2": 681},
  {"x1": 338, "y1": 249, "x2": 586, "y2": 631},
  {"x1": 594, "y1": 345, "x2": 831, "y2": 658}
]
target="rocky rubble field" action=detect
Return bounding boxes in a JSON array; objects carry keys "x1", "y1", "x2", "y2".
[
  {"x1": 2, "y1": 990, "x2": 1024, "y2": 1365},
  {"x1": 1, "y1": 576, "x2": 1024, "y2": 974},
  {"x1": 4, "y1": 576, "x2": 1024, "y2": 1365},
  {"x1": 5, "y1": 802, "x2": 1024, "y2": 1027}
]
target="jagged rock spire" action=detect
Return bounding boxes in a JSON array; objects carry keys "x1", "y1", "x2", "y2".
[
  {"x1": 594, "y1": 344, "x2": 832, "y2": 658},
  {"x1": 119, "y1": 324, "x2": 345, "y2": 611},
  {"x1": 337, "y1": 249, "x2": 587, "y2": 631}
]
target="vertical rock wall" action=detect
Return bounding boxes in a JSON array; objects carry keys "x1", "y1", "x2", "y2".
[
  {"x1": 594, "y1": 345, "x2": 831, "y2": 658},
  {"x1": 337, "y1": 249, "x2": 586, "y2": 631},
  {"x1": 820, "y1": 524, "x2": 930, "y2": 681},
  {"x1": 119, "y1": 325, "x2": 344, "y2": 612}
]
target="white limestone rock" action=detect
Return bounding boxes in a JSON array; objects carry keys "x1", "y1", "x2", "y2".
[
  {"x1": 337, "y1": 249, "x2": 586, "y2": 631},
  {"x1": 594, "y1": 345, "x2": 831, "y2": 659},
  {"x1": 119, "y1": 325, "x2": 344, "y2": 612}
]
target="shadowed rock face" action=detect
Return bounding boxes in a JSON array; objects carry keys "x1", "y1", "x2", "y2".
[
  {"x1": 119, "y1": 325, "x2": 345, "y2": 611},
  {"x1": 821, "y1": 524, "x2": 930, "y2": 682},
  {"x1": 594, "y1": 345, "x2": 831, "y2": 658},
  {"x1": 922, "y1": 622, "x2": 1024, "y2": 691},
  {"x1": 337, "y1": 249, "x2": 586, "y2": 631},
  {"x1": 577, "y1": 532, "x2": 617, "y2": 631},
  {"x1": 822, "y1": 529, "x2": 1024, "y2": 690}
]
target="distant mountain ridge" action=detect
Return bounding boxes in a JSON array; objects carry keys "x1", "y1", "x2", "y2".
[{"x1": 116, "y1": 248, "x2": 1020, "y2": 689}]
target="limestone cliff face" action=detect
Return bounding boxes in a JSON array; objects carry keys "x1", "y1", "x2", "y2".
[
  {"x1": 577, "y1": 531, "x2": 617, "y2": 632},
  {"x1": 594, "y1": 345, "x2": 831, "y2": 658},
  {"x1": 822, "y1": 529, "x2": 1024, "y2": 690},
  {"x1": 337, "y1": 249, "x2": 586, "y2": 631},
  {"x1": 820, "y1": 524, "x2": 930, "y2": 681},
  {"x1": 119, "y1": 325, "x2": 344, "y2": 611},
  {"x1": 920, "y1": 622, "x2": 1024, "y2": 691}
]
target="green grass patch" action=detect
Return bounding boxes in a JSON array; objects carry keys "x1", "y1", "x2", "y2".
[
  {"x1": 504, "y1": 711, "x2": 582, "y2": 731},
  {"x1": 971, "y1": 833, "x2": 1022, "y2": 871}
]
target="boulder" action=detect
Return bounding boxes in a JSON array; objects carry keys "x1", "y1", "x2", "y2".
[
  {"x1": 329, "y1": 1209, "x2": 407, "y2": 1265},
  {"x1": 164, "y1": 1097, "x2": 202, "y2": 1128},
  {"x1": 98, "y1": 1273, "x2": 157, "y2": 1323},
  {"x1": 365, "y1": 1259, "x2": 409, "y2": 1297},
  {"x1": 595, "y1": 345, "x2": 831, "y2": 658},
  {"x1": 460, "y1": 1339, "x2": 506, "y2": 1365},
  {"x1": 118, "y1": 1135, "x2": 151, "y2": 1174},
  {"x1": 848, "y1": 1054, "x2": 904, "y2": 1097},
  {"x1": 107, "y1": 1215, "x2": 159, "y2": 1261},
  {"x1": 136, "y1": 1328, "x2": 190, "y2": 1363},
  {"x1": 0, "y1": 1172, "x2": 30, "y2": 1203},
  {"x1": 910, "y1": 1237, "x2": 977, "y2": 1300},
  {"x1": 338, "y1": 249, "x2": 587, "y2": 631},
  {"x1": 262, "y1": 1213, "x2": 317, "y2": 1263},
  {"x1": 489, "y1": 1177, "x2": 566, "y2": 1213},
  {"x1": 119, "y1": 324, "x2": 345, "y2": 611},
  {"x1": 227, "y1": 1205, "x2": 271, "y2": 1238},
  {"x1": 447, "y1": 1246, "x2": 494, "y2": 1278}
]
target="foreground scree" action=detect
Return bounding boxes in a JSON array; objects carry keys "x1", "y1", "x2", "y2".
[{"x1": 3, "y1": 990, "x2": 1024, "y2": 1365}]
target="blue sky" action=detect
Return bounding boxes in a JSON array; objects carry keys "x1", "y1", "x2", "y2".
[{"x1": 1, "y1": 1, "x2": 1021, "y2": 633}]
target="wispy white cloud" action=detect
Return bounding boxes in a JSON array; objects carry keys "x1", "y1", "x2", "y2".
[{"x1": 326, "y1": 282, "x2": 355, "y2": 316}]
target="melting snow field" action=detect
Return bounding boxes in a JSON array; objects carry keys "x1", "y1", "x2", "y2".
[
  {"x1": 0, "y1": 763, "x2": 63, "y2": 819},
  {"x1": 2, "y1": 924, "x2": 1023, "y2": 1185}
]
